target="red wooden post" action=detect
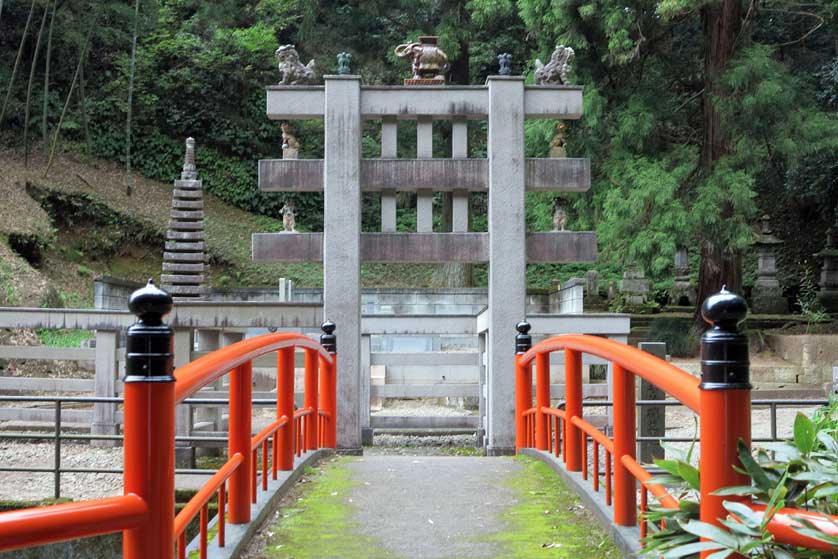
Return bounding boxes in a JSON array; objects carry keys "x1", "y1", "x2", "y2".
[
  {"x1": 535, "y1": 352, "x2": 550, "y2": 451},
  {"x1": 122, "y1": 280, "x2": 176, "y2": 559},
  {"x1": 698, "y1": 289, "x2": 751, "y2": 558},
  {"x1": 612, "y1": 362, "x2": 637, "y2": 526},
  {"x1": 304, "y1": 348, "x2": 319, "y2": 451},
  {"x1": 277, "y1": 347, "x2": 295, "y2": 470},
  {"x1": 514, "y1": 321, "x2": 532, "y2": 452},
  {"x1": 564, "y1": 349, "x2": 583, "y2": 471},
  {"x1": 228, "y1": 361, "x2": 252, "y2": 523}
]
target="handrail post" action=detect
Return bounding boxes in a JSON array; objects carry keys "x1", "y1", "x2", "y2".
[
  {"x1": 228, "y1": 360, "x2": 252, "y2": 523},
  {"x1": 304, "y1": 348, "x2": 319, "y2": 451},
  {"x1": 535, "y1": 352, "x2": 550, "y2": 451},
  {"x1": 122, "y1": 280, "x2": 176, "y2": 559},
  {"x1": 564, "y1": 348, "x2": 583, "y2": 471},
  {"x1": 612, "y1": 363, "x2": 636, "y2": 526},
  {"x1": 277, "y1": 347, "x2": 295, "y2": 470},
  {"x1": 699, "y1": 288, "x2": 751, "y2": 557},
  {"x1": 320, "y1": 321, "x2": 337, "y2": 448},
  {"x1": 514, "y1": 321, "x2": 532, "y2": 452}
]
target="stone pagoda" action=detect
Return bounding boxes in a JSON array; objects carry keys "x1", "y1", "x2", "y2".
[
  {"x1": 815, "y1": 224, "x2": 838, "y2": 314},
  {"x1": 161, "y1": 137, "x2": 208, "y2": 300},
  {"x1": 752, "y1": 215, "x2": 785, "y2": 314}
]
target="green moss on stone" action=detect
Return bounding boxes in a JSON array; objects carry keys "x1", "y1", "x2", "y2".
[
  {"x1": 488, "y1": 456, "x2": 621, "y2": 559},
  {"x1": 262, "y1": 457, "x2": 391, "y2": 559}
]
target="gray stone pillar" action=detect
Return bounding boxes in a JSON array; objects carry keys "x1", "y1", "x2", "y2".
[
  {"x1": 360, "y1": 334, "x2": 372, "y2": 445},
  {"x1": 195, "y1": 330, "x2": 221, "y2": 435},
  {"x1": 92, "y1": 330, "x2": 118, "y2": 444},
  {"x1": 324, "y1": 75, "x2": 362, "y2": 451},
  {"x1": 416, "y1": 116, "x2": 434, "y2": 232},
  {"x1": 486, "y1": 76, "x2": 526, "y2": 455},
  {"x1": 637, "y1": 342, "x2": 666, "y2": 463},
  {"x1": 173, "y1": 328, "x2": 195, "y2": 467},
  {"x1": 380, "y1": 116, "x2": 398, "y2": 232},
  {"x1": 451, "y1": 117, "x2": 469, "y2": 232}
]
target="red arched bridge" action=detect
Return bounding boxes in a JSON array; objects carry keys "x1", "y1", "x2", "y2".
[{"x1": 0, "y1": 282, "x2": 834, "y2": 558}]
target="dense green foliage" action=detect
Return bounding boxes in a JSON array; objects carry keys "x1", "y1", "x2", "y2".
[{"x1": 0, "y1": 1, "x2": 835, "y2": 297}]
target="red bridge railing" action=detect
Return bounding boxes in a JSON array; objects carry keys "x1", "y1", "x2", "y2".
[
  {"x1": 514, "y1": 289, "x2": 838, "y2": 556},
  {"x1": 0, "y1": 280, "x2": 338, "y2": 558}
]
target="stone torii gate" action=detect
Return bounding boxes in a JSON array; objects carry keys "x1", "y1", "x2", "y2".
[{"x1": 252, "y1": 74, "x2": 595, "y2": 454}]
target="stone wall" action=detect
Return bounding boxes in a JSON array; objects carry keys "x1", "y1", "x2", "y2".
[{"x1": 766, "y1": 334, "x2": 838, "y2": 388}]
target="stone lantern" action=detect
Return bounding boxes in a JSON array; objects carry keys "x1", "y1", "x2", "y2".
[
  {"x1": 752, "y1": 215, "x2": 786, "y2": 314},
  {"x1": 815, "y1": 224, "x2": 838, "y2": 313},
  {"x1": 670, "y1": 246, "x2": 696, "y2": 306}
]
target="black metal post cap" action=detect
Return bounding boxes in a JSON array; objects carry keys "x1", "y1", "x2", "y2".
[
  {"x1": 699, "y1": 286, "x2": 750, "y2": 390},
  {"x1": 128, "y1": 279, "x2": 173, "y2": 326},
  {"x1": 125, "y1": 279, "x2": 175, "y2": 383},
  {"x1": 515, "y1": 320, "x2": 532, "y2": 354},
  {"x1": 320, "y1": 320, "x2": 337, "y2": 354},
  {"x1": 701, "y1": 286, "x2": 748, "y2": 329}
]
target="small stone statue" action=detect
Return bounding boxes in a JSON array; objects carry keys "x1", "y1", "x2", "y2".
[
  {"x1": 553, "y1": 198, "x2": 568, "y2": 231},
  {"x1": 280, "y1": 202, "x2": 297, "y2": 232},
  {"x1": 181, "y1": 137, "x2": 197, "y2": 180},
  {"x1": 497, "y1": 53, "x2": 512, "y2": 76},
  {"x1": 337, "y1": 52, "x2": 352, "y2": 75},
  {"x1": 535, "y1": 45, "x2": 575, "y2": 85},
  {"x1": 549, "y1": 122, "x2": 567, "y2": 158},
  {"x1": 394, "y1": 36, "x2": 449, "y2": 82},
  {"x1": 276, "y1": 44, "x2": 316, "y2": 85},
  {"x1": 281, "y1": 123, "x2": 299, "y2": 159}
]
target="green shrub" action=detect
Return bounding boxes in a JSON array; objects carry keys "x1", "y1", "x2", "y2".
[{"x1": 646, "y1": 317, "x2": 699, "y2": 357}]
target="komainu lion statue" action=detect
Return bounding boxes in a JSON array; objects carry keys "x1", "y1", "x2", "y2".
[
  {"x1": 276, "y1": 45, "x2": 316, "y2": 85},
  {"x1": 534, "y1": 45, "x2": 575, "y2": 85}
]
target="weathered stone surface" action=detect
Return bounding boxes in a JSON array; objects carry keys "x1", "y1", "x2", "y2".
[
  {"x1": 266, "y1": 84, "x2": 584, "y2": 120},
  {"x1": 525, "y1": 232, "x2": 597, "y2": 263},
  {"x1": 252, "y1": 232, "x2": 324, "y2": 262},
  {"x1": 165, "y1": 241, "x2": 206, "y2": 251},
  {"x1": 164, "y1": 251, "x2": 206, "y2": 262},
  {"x1": 173, "y1": 189, "x2": 202, "y2": 199},
  {"x1": 173, "y1": 199, "x2": 204, "y2": 209},
  {"x1": 167, "y1": 231, "x2": 204, "y2": 241},
  {"x1": 168, "y1": 220, "x2": 204, "y2": 231},
  {"x1": 161, "y1": 274, "x2": 205, "y2": 284},
  {"x1": 173, "y1": 179, "x2": 202, "y2": 190},
  {"x1": 258, "y1": 157, "x2": 591, "y2": 192},
  {"x1": 163, "y1": 285, "x2": 208, "y2": 296},
  {"x1": 163, "y1": 262, "x2": 205, "y2": 273},
  {"x1": 170, "y1": 210, "x2": 204, "y2": 219}
]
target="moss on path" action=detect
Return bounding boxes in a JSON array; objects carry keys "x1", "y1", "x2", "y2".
[
  {"x1": 491, "y1": 456, "x2": 620, "y2": 558},
  {"x1": 246, "y1": 455, "x2": 621, "y2": 559}
]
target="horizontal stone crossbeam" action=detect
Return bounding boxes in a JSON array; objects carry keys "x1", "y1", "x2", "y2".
[
  {"x1": 266, "y1": 84, "x2": 583, "y2": 120},
  {"x1": 258, "y1": 158, "x2": 591, "y2": 192},
  {"x1": 252, "y1": 231, "x2": 596, "y2": 264}
]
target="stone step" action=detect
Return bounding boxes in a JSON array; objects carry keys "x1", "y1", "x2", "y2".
[
  {"x1": 161, "y1": 274, "x2": 205, "y2": 285},
  {"x1": 172, "y1": 199, "x2": 204, "y2": 210},
  {"x1": 173, "y1": 179, "x2": 202, "y2": 190},
  {"x1": 163, "y1": 262, "x2": 205, "y2": 273},
  {"x1": 173, "y1": 189, "x2": 202, "y2": 199},
  {"x1": 163, "y1": 285, "x2": 208, "y2": 296},
  {"x1": 170, "y1": 210, "x2": 204, "y2": 220},
  {"x1": 165, "y1": 241, "x2": 206, "y2": 252},
  {"x1": 167, "y1": 230, "x2": 205, "y2": 241},
  {"x1": 169, "y1": 220, "x2": 204, "y2": 231},
  {"x1": 164, "y1": 252, "x2": 206, "y2": 262}
]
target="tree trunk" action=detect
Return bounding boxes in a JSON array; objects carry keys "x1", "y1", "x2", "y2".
[
  {"x1": 0, "y1": 0, "x2": 5, "y2": 26},
  {"x1": 79, "y1": 61, "x2": 90, "y2": 155},
  {"x1": 125, "y1": 0, "x2": 141, "y2": 196},
  {"x1": 45, "y1": 19, "x2": 93, "y2": 176},
  {"x1": 695, "y1": 0, "x2": 744, "y2": 326},
  {"x1": 24, "y1": 0, "x2": 50, "y2": 168},
  {"x1": 42, "y1": 0, "x2": 57, "y2": 153},
  {"x1": 0, "y1": 0, "x2": 37, "y2": 125}
]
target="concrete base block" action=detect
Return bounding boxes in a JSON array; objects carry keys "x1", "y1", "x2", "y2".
[
  {"x1": 486, "y1": 445, "x2": 515, "y2": 457},
  {"x1": 752, "y1": 287, "x2": 787, "y2": 314},
  {"x1": 361, "y1": 428, "x2": 374, "y2": 446},
  {"x1": 175, "y1": 445, "x2": 196, "y2": 469},
  {"x1": 337, "y1": 447, "x2": 365, "y2": 456}
]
